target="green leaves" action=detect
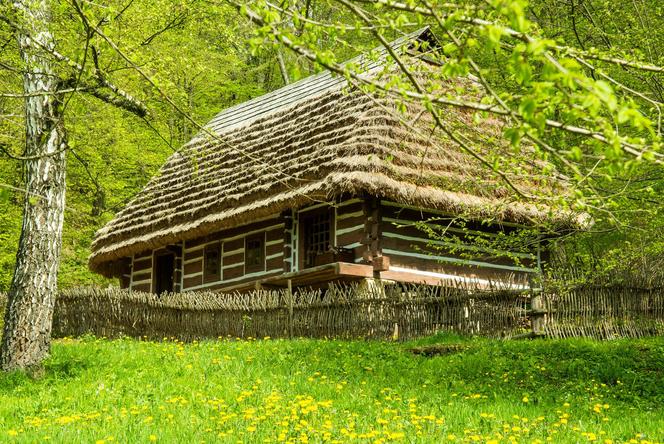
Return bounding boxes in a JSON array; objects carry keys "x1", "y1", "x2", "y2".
[
  {"x1": 1, "y1": 0, "x2": 661, "y2": 289},
  {"x1": 511, "y1": 54, "x2": 533, "y2": 85},
  {"x1": 569, "y1": 146, "x2": 583, "y2": 162},
  {"x1": 518, "y1": 96, "x2": 536, "y2": 121},
  {"x1": 484, "y1": 24, "x2": 505, "y2": 49},
  {"x1": 592, "y1": 80, "x2": 617, "y2": 112},
  {"x1": 504, "y1": 127, "x2": 523, "y2": 147}
]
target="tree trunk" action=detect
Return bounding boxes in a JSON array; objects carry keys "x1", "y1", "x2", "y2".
[{"x1": 1, "y1": 0, "x2": 67, "y2": 371}]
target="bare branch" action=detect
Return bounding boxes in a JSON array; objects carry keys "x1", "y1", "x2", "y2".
[
  {"x1": 113, "y1": 0, "x2": 135, "y2": 21},
  {"x1": 140, "y1": 9, "x2": 189, "y2": 46},
  {"x1": 0, "y1": 87, "x2": 90, "y2": 97},
  {"x1": 0, "y1": 11, "x2": 149, "y2": 117},
  {"x1": 0, "y1": 141, "x2": 69, "y2": 161},
  {"x1": 276, "y1": 49, "x2": 290, "y2": 84}
]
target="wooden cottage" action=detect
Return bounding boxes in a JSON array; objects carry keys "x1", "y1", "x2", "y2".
[{"x1": 89, "y1": 29, "x2": 580, "y2": 294}]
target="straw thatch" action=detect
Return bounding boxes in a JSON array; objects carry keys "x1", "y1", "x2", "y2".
[{"x1": 89, "y1": 33, "x2": 581, "y2": 277}]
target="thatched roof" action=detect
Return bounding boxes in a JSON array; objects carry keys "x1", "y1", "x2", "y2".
[{"x1": 89, "y1": 29, "x2": 582, "y2": 276}]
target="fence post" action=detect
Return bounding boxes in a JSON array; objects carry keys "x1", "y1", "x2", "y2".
[
  {"x1": 529, "y1": 271, "x2": 546, "y2": 337},
  {"x1": 287, "y1": 279, "x2": 293, "y2": 339},
  {"x1": 531, "y1": 290, "x2": 546, "y2": 336}
]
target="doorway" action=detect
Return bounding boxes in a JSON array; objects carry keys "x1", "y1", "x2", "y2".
[{"x1": 154, "y1": 252, "x2": 175, "y2": 295}]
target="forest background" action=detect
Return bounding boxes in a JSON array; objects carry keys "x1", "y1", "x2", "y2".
[{"x1": 1, "y1": 0, "x2": 662, "y2": 291}]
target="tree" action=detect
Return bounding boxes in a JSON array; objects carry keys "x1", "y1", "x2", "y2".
[
  {"x1": 0, "y1": 0, "x2": 67, "y2": 370},
  {"x1": 0, "y1": 0, "x2": 147, "y2": 371},
  {"x1": 1, "y1": 0, "x2": 662, "y2": 370},
  {"x1": 527, "y1": 0, "x2": 664, "y2": 283}
]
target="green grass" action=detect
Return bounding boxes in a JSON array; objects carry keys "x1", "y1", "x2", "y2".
[{"x1": 0, "y1": 335, "x2": 663, "y2": 443}]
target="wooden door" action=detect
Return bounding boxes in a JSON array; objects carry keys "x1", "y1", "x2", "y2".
[{"x1": 154, "y1": 252, "x2": 175, "y2": 295}]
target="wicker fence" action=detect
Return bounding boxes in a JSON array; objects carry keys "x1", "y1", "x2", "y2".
[
  {"x1": 1, "y1": 280, "x2": 663, "y2": 341},
  {"x1": 540, "y1": 285, "x2": 664, "y2": 339},
  {"x1": 50, "y1": 282, "x2": 528, "y2": 341}
]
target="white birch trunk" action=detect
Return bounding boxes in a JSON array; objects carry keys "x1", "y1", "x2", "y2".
[{"x1": 0, "y1": 0, "x2": 67, "y2": 371}]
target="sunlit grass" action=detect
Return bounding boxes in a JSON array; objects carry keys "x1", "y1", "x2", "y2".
[{"x1": 0, "y1": 335, "x2": 662, "y2": 443}]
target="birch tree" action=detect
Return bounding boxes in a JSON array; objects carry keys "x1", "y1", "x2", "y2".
[
  {"x1": 0, "y1": 0, "x2": 68, "y2": 371},
  {"x1": 0, "y1": 0, "x2": 277, "y2": 370},
  {"x1": 0, "y1": 0, "x2": 147, "y2": 371}
]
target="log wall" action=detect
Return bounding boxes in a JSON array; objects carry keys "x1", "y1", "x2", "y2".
[
  {"x1": 130, "y1": 250, "x2": 153, "y2": 293},
  {"x1": 181, "y1": 215, "x2": 285, "y2": 291},
  {"x1": 379, "y1": 201, "x2": 539, "y2": 285},
  {"x1": 334, "y1": 198, "x2": 367, "y2": 262},
  {"x1": 122, "y1": 197, "x2": 541, "y2": 294}
]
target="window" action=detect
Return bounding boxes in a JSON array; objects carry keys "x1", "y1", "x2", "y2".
[
  {"x1": 245, "y1": 233, "x2": 265, "y2": 273},
  {"x1": 204, "y1": 242, "x2": 221, "y2": 282},
  {"x1": 301, "y1": 208, "x2": 332, "y2": 268}
]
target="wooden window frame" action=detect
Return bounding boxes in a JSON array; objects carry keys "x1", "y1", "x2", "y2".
[
  {"x1": 203, "y1": 242, "x2": 221, "y2": 283},
  {"x1": 298, "y1": 206, "x2": 335, "y2": 270},
  {"x1": 245, "y1": 233, "x2": 265, "y2": 274}
]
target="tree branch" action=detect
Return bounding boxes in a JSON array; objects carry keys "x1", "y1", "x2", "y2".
[
  {"x1": 70, "y1": 0, "x2": 321, "y2": 199},
  {"x1": 356, "y1": 0, "x2": 664, "y2": 73},
  {"x1": 0, "y1": 11, "x2": 149, "y2": 117},
  {"x1": 231, "y1": 0, "x2": 662, "y2": 164}
]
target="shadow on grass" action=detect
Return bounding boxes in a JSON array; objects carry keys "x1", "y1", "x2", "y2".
[{"x1": 0, "y1": 346, "x2": 94, "y2": 393}]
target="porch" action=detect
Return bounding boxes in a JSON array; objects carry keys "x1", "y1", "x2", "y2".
[{"x1": 219, "y1": 261, "x2": 487, "y2": 293}]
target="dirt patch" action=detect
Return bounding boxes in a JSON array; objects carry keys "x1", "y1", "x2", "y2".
[{"x1": 407, "y1": 344, "x2": 470, "y2": 357}]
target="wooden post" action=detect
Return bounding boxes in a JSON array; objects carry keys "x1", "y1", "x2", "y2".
[
  {"x1": 530, "y1": 292, "x2": 543, "y2": 335},
  {"x1": 282, "y1": 209, "x2": 293, "y2": 273},
  {"x1": 361, "y1": 195, "x2": 382, "y2": 276},
  {"x1": 287, "y1": 279, "x2": 293, "y2": 339},
  {"x1": 530, "y1": 273, "x2": 546, "y2": 337}
]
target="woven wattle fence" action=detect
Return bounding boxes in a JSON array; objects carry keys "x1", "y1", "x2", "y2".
[
  {"x1": 49, "y1": 282, "x2": 528, "y2": 341},
  {"x1": 541, "y1": 285, "x2": 664, "y2": 339},
  {"x1": 1, "y1": 280, "x2": 663, "y2": 341}
]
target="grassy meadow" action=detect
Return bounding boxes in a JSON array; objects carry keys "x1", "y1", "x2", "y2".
[{"x1": 0, "y1": 335, "x2": 662, "y2": 443}]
